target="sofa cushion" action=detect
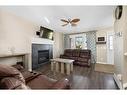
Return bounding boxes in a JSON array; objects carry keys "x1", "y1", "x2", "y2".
[
  {"x1": 78, "y1": 57, "x2": 88, "y2": 62},
  {"x1": 79, "y1": 50, "x2": 91, "y2": 58},
  {"x1": 73, "y1": 61, "x2": 89, "y2": 66},
  {"x1": 0, "y1": 77, "x2": 29, "y2": 89},
  {"x1": 27, "y1": 75, "x2": 69, "y2": 89},
  {"x1": 27, "y1": 75, "x2": 56, "y2": 89},
  {"x1": 52, "y1": 78, "x2": 69, "y2": 89},
  {"x1": 0, "y1": 64, "x2": 25, "y2": 83},
  {"x1": 60, "y1": 56, "x2": 70, "y2": 59},
  {"x1": 72, "y1": 49, "x2": 80, "y2": 57},
  {"x1": 69, "y1": 57, "x2": 78, "y2": 61},
  {"x1": 64, "y1": 49, "x2": 72, "y2": 57}
]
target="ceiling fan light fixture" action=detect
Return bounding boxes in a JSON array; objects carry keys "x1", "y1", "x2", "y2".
[{"x1": 61, "y1": 18, "x2": 80, "y2": 27}]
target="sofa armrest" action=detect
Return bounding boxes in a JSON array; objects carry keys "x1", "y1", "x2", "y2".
[
  {"x1": 12, "y1": 64, "x2": 24, "y2": 71},
  {"x1": 88, "y1": 59, "x2": 91, "y2": 66},
  {"x1": 52, "y1": 78, "x2": 70, "y2": 89}
]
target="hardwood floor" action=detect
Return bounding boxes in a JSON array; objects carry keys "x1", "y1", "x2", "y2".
[{"x1": 35, "y1": 63, "x2": 118, "y2": 89}]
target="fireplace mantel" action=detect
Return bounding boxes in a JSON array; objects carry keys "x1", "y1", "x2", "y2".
[
  {"x1": 0, "y1": 53, "x2": 28, "y2": 58},
  {"x1": 32, "y1": 37, "x2": 54, "y2": 45},
  {"x1": 0, "y1": 53, "x2": 29, "y2": 70}
]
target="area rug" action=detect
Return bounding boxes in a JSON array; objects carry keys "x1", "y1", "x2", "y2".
[{"x1": 94, "y1": 63, "x2": 114, "y2": 74}]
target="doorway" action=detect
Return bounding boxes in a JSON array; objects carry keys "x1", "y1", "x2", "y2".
[{"x1": 107, "y1": 32, "x2": 114, "y2": 64}]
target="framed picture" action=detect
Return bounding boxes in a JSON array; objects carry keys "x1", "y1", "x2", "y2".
[{"x1": 98, "y1": 37, "x2": 105, "y2": 41}]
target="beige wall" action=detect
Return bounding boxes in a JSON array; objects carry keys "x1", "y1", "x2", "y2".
[
  {"x1": 0, "y1": 9, "x2": 64, "y2": 70},
  {"x1": 96, "y1": 28, "x2": 113, "y2": 64},
  {"x1": 53, "y1": 32, "x2": 64, "y2": 58},
  {"x1": 123, "y1": 7, "x2": 127, "y2": 86},
  {"x1": 96, "y1": 29, "x2": 107, "y2": 63},
  {"x1": 114, "y1": 6, "x2": 127, "y2": 88}
]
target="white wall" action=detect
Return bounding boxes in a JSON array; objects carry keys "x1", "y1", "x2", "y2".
[
  {"x1": 96, "y1": 28, "x2": 114, "y2": 64},
  {"x1": 114, "y1": 6, "x2": 127, "y2": 88},
  {"x1": 96, "y1": 29, "x2": 107, "y2": 64},
  {"x1": 0, "y1": 9, "x2": 64, "y2": 71},
  {"x1": 53, "y1": 32, "x2": 64, "y2": 58}
]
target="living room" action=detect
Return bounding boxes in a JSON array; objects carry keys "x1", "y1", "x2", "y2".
[{"x1": 0, "y1": 5, "x2": 127, "y2": 91}]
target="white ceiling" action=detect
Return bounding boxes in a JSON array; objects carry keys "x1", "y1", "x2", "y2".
[{"x1": 0, "y1": 6, "x2": 115, "y2": 33}]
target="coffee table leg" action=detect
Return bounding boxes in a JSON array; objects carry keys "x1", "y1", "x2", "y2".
[
  {"x1": 51, "y1": 61, "x2": 54, "y2": 71},
  {"x1": 66, "y1": 64, "x2": 70, "y2": 75},
  {"x1": 55, "y1": 62, "x2": 59, "y2": 72},
  {"x1": 61, "y1": 62, "x2": 64, "y2": 74},
  {"x1": 71, "y1": 63, "x2": 73, "y2": 72}
]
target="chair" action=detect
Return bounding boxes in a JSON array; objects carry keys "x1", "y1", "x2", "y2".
[{"x1": 0, "y1": 64, "x2": 70, "y2": 89}]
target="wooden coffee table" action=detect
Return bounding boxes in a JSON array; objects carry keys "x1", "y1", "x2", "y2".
[{"x1": 50, "y1": 58, "x2": 74, "y2": 75}]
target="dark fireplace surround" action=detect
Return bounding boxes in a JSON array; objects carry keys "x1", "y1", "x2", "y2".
[{"x1": 32, "y1": 44, "x2": 53, "y2": 69}]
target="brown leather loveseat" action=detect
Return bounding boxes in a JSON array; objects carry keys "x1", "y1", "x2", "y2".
[
  {"x1": 0, "y1": 64, "x2": 70, "y2": 89},
  {"x1": 60, "y1": 49, "x2": 91, "y2": 67}
]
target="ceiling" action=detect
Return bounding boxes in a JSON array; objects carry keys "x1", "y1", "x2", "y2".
[{"x1": 0, "y1": 6, "x2": 115, "y2": 33}]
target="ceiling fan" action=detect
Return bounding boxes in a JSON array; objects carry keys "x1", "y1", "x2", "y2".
[{"x1": 61, "y1": 18, "x2": 80, "y2": 27}]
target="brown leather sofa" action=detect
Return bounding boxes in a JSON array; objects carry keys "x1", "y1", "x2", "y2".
[
  {"x1": 60, "y1": 49, "x2": 91, "y2": 67},
  {"x1": 0, "y1": 64, "x2": 70, "y2": 89}
]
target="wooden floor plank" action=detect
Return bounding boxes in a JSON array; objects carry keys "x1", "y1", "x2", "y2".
[{"x1": 35, "y1": 63, "x2": 118, "y2": 89}]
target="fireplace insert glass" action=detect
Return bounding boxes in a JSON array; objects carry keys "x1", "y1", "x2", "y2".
[{"x1": 38, "y1": 50, "x2": 49, "y2": 64}]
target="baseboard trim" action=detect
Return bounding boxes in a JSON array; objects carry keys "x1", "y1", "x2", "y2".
[
  {"x1": 113, "y1": 73, "x2": 123, "y2": 89},
  {"x1": 96, "y1": 62, "x2": 114, "y2": 65},
  {"x1": 96, "y1": 62, "x2": 107, "y2": 64}
]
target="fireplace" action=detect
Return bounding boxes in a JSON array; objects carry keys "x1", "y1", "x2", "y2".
[
  {"x1": 32, "y1": 44, "x2": 53, "y2": 69},
  {"x1": 38, "y1": 50, "x2": 49, "y2": 64}
]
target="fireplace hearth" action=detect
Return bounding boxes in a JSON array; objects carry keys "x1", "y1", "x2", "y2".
[{"x1": 32, "y1": 44, "x2": 53, "y2": 69}]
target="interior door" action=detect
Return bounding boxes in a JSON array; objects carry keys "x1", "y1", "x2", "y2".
[{"x1": 107, "y1": 32, "x2": 114, "y2": 64}]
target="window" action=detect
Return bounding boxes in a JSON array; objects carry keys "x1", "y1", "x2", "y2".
[
  {"x1": 70, "y1": 38, "x2": 75, "y2": 49},
  {"x1": 69, "y1": 34, "x2": 87, "y2": 49},
  {"x1": 75, "y1": 36, "x2": 83, "y2": 49}
]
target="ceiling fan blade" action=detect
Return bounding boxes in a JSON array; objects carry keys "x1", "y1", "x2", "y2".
[
  {"x1": 61, "y1": 19, "x2": 69, "y2": 23},
  {"x1": 62, "y1": 23, "x2": 68, "y2": 26},
  {"x1": 71, "y1": 18, "x2": 80, "y2": 23},
  {"x1": 71, "y1": 23, "x2": 77, "y2": 26}
]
